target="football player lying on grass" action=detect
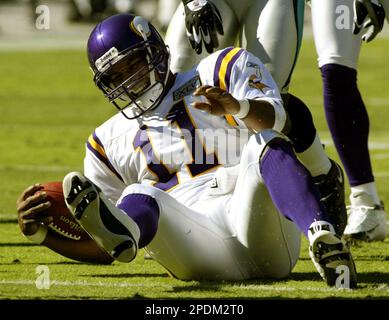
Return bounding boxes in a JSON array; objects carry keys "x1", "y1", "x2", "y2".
[{"x1": 17, "y1": 14, "x2": 357, "y2": 287}]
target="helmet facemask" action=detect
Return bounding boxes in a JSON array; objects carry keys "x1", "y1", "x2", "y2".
[{"x1": 94, "y1": 39, "x2": 170, "y2": 119}]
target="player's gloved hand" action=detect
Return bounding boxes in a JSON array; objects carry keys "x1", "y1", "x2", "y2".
[
  {"x1": 16, "y1": 183, "x2": 52, "y2": 237},
  {"x1": 353, "y1": 0, "x2": 386, "y2": 42},
  {"x1": 183, "y1": 0, "x2": 224, "y2": 54},
  {"x1": 192, "y1": 85, "x2": 240, "y2": 116}
]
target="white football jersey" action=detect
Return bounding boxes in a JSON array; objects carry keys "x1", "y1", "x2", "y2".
[{"x1": 84, "y1": 47, "x2": 282, "y2": 206}]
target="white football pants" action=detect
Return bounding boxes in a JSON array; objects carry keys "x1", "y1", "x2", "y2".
[
  {"x1": 117, "y1": 129, "x2": 301, "y2": 280},
  {"x1": 311, "y1": 0, "x2": 389, "y2": 70},
  {"x1": 165, "y1": 0, "x2": 305, "y2": 93}
]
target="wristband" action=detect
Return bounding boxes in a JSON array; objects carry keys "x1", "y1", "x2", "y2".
[
  {"x1": 25, "y1": 224, "x2": 48, "y2": 244},
  {"x1": 255, "y1": 97, "x2": 286, "y2": 132},
  {"x1": 234, "y1": 99, "x2": 250, "y2": 119}
]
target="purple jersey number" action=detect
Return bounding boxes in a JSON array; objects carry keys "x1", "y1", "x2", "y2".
[{"x1": 133, "y1": 100, "x2": 219, "y2": 191}]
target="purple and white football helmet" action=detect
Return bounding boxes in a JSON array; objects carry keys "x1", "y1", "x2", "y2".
[{"x1": 87, "y1": 14, "x2": 170, "y2": 119}]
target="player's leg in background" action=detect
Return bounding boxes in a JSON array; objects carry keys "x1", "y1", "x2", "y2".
[
  {"x1": 242, "y1": 0, "x2": 332, "y2": 177},
  {"x1": 156, "y1": 0, "x2": 181, "y2": 31},
  {"x1": 311, "y1": 0, "x2": 388, "y2": 241},
  {"x1": 242, "y1": 0, "x2": 346, "y2": 233},
  {"x1": 227, "y1": 130, "x2": 356, "y2": 287},
  {"x1": 239, "y1": 0, "x2": 301, "y2": 94},
  {"x1": 165, "y1": 0, "x2": 240, "y2": 72}
]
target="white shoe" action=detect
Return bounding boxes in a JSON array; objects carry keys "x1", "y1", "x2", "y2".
[
  {"x1": 63, "y1": 172, "x2": 140, "y2": 262},
  {"x1": 344, "y1": 192, "x2": 388, "y2": 241},
  {"x1": 308, "y1": 221, "x2": 357, "y2": 288}
]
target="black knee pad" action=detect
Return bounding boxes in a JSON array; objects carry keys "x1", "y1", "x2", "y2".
[{"x1": 283, "y1": 93, "x2": 317, "y2": 153}]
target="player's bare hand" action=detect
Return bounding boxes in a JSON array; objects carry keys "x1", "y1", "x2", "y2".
[
  {"x1": 193, "y1": 85, "x2": 240, "y2": 116},
  {"x1": 16, "y1": 183, "x2": 52, "y2": 236}
]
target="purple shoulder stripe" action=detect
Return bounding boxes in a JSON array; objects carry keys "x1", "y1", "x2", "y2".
[
  {"x1": 213, "y1": 47, "x2": 234, "y2": 87},
  {"x1": 86, "y1": 131, "x2": 124, "y2": 182}
]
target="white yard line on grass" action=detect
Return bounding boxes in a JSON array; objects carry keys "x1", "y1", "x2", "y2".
[
  {"x1": 0, "y1": 279, "x2": 388, "y2": 293},
  {"x1": 0, "y1": 164, "x2": 82, "y2": 173},
  {"x1": 320, "y1": 139, "x2": 389, "y2": 150},
  {"x1": 368, "y1": 142, "x2": 389, "y2": 150},
  {"x1": 0, "y1": 214, "x2": 17, "y2": 220},
  {"x1": 0, "y1": 279, "x2": 171, "y2": 289},
  {"x1": 372, "y1": 153, "x2": 389, "y2": 160},
  {"x1": 375, "y1": 172, "x2": 389, "y2": 177},
  {"x1": 367, "y1": 98, "x2": 389, "y2": 107}
]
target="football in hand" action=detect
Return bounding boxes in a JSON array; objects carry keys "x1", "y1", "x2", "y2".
[{"x1": 37, "y1": 181, "x2": 91, "y2": 241}]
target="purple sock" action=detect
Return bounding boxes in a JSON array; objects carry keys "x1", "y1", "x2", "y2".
[
  {"x1": 321, "y1": 63, "x2": 373, "y2": 186},
  {"x1": 260, "y1": 140, "x2": 330, "y2": 236},
  {"x1": 117, "y1": 193, "x2": 160, "y2": 248}
]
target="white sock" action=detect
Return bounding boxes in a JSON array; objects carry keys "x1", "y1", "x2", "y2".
[
  {"x1": 351, "y1": 182, "x2": 381, "y2": 206},
  {"x1": 296, "y1": 134, "x2": 332, "y2": 177}
]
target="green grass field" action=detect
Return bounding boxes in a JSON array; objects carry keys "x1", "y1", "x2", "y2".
[{"x1": 0, "y1": 38, "x2": 388, "y2": 300}]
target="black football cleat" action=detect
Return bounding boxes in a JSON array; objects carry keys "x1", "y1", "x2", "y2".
[
  {"x1": 314, "y1": 159, "x2": 347, "y2": 236},
  {"x1": 63, "y1": 172, "x2": 140, "y2": 263},
  {"x1": 308, "y1": 221, "x2": 357, "y2": 289}
]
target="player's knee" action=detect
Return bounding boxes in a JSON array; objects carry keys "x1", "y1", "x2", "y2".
[
  {"x1": 118, "y1": 183, "x2": 166, "y2": 219},
  {"x1": 120, "y1": 183, "x2": 164, "y2": 200},
  {"x1": 117, "y1": 185, "x2": 161, "y2": 248},
  {"x1": 169, "y1": 48, "x2": 199, "y2": 73},
  {"x1": 283, "y1": 94, "x2": 316, "y2": 153},
  {"x1": 248, "y1": 129, "x2": 289, "y2": 161}
]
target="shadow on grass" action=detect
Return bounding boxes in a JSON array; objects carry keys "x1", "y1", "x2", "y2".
[
  {"x1": 357, "y1": 272, "x2": 389, "y2": 284},
  {"x1": 83, "y1": 273, "x2": 170, "y2": 278},
  {"x1": 354, "y1": 256, "x2": 389, "y2": 261},
  {"x1": 82, "y1": 271, "x2": 323, "y2": 285},
  {"x1": 165, "y1": 273, "x2": 318, "y2": 294},
  {"x1": 0, "y1": 243, "x2": 38, "y2": 247},
  {"x1": 0, "y1": 219, "x2": 17, "y2": 223},
  {"x1": 0, "y1": 261, "x2": 87, "y2": 265},
  {"x1": 298, "y1": 255, "x2": 389, "y2": 261},
  {"x1": 165, "y1": 271, "x2": 389, "y2": 295}
]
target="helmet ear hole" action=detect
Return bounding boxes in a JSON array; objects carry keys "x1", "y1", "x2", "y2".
[{"x1": 132, "y1": 16, "x2": 151, "y2": 39}]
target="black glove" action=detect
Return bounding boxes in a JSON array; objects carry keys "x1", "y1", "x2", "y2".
[
  {"x1": 353, "y1": 0, "x2": 386, "y2": 42},
  {"x1": 182, "y1": 0, "x2": 224, "y2": 54}
]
